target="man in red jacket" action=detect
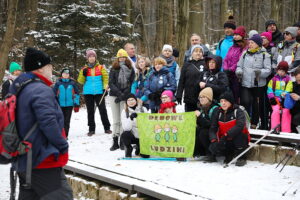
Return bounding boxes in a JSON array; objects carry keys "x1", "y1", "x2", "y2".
[{"x1": 10, "y1": 48, "x2": 73, "y2": 199}]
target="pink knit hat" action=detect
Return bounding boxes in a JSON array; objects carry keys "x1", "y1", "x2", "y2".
[
  {"x1": 260, "y1": 31, "x2": 272, "y2": 42},
  {"x1": 161, "y1": 90, "x2": 173, "y2": 100},
  {"x1": 86, "y1": 49, "x2": 97, "y2": 59}
]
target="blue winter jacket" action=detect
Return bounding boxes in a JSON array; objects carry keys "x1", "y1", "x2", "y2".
[
  {"x1": 144, "y1": 67, "x2": 176, "y2": 109},
  {"x1": 10, "y1": 72, "x2": 68, "y2": 172},
  {"x1": 53, "y1": 78, "x2": 80, "y2": 107},
  {"x1": 216, "y1": 35, "x2": 234, "y2": 60}
]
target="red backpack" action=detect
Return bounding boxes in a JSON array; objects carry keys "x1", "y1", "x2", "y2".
[{"x1": 0, "y1": 79, "x2": 37, "y2": 164}]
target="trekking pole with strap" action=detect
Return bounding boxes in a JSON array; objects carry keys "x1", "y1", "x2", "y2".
[
  {"x1": 224, "y1": 124, "x2": 280, "y2": 168},
  {"x1": 94, "y1": 88, "x2": 107, "y2": 114},
  {"x1": 276, "y1": 143, "x2": 299, "y2": 172}
]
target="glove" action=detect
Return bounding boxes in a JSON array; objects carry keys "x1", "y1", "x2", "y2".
[
  {"x1": 83, "y1": 68, "x2": 88, "y2": 76},
  {"x1": 74, "y1": 106, "x2": 79, "y2": 113},
  {"x1": 236, "y1": 71, "x2": 243, "y2": 79},
  {"x1": 270, "y1": 97, "x2": 277, "y2": 105},
  {"x1": 114, "y1": 97, "x2": 121, "y2": 104},
  {"x1": 254, "y1": 69, "x2": 261, "y2": 77},
  {"x1": 130, "y1": 113, "x2": 138, "y2": 120},
  {"x1": 176, "y1": 97, "x2": 182, "y2": 105}
]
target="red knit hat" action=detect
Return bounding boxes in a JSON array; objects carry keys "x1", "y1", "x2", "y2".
[
  {"x1": 277, "y1": 61, "x2": 289, "y2": 72},
  {"x1": 233, "y1": 26, "x2": 246, "y2": 38},
  {"x1": 260, "y1": 31, "x2": 272, "y2": 42}
]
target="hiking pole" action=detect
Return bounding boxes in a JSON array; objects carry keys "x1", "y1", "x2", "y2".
[
  {"x1": 94, "y1": 88, "x2": 107, "y2": 114},
  {"x1": 282, "y1": 181, "x2": 299, "y2": 196},
  {"x1": 224, "y1": 124, "x2": 280, "y2": 168},
  {"x1": 276, "y1": 144, "x2": 299, "y2": 169},
  {"x1": 278, "y1": 144, "x2": 299, "y2": 172}
]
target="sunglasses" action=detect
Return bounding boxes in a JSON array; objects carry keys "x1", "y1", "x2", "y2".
[{"x1": 284, "y1": 32, "x2": 291, "y2": 35}]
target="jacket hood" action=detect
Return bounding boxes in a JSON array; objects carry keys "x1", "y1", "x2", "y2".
[{"x1": 205, "y1": 55, "x2": 222, "y2": 71}]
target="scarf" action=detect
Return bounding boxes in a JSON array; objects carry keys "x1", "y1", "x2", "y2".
[
  {"x1": 118, "y1": 62, "x2": 132, "y2": 89},
  {"x1": 247, "y1": 47, "x2": 261, "y2": 54},
  {"x1": 160, "y1": 55, "x2": 175, "y2": 67}
]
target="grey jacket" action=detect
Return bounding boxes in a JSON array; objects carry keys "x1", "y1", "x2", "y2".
[
  {"x1": 274, "y1": 40, "x2": 300, "y2": 72},
  {"x1": 236, "y1": 49, "x2": 271, "y2": 88}
]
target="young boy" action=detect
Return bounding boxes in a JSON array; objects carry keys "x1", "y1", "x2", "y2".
[{"x1": 53, "y1": 68, "x2": 80, "y2": 137}]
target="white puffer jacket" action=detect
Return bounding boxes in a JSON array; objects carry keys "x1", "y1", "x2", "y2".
[{"x1": 121, "y1": 106, "x2": 147, "y2": 138}]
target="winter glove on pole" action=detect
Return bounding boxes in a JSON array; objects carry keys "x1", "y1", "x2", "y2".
[{"x1": 270, "y1": 97, "x2": 277, "y2": 105}]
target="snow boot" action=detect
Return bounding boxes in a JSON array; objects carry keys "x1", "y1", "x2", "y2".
[
  {"x1": 110, "y1": 136, "x2": 119, "y2": 151},
  {"x1": 140, "y1": 154, "x2": 150, "y2": 158},
  {"x1": 224, "y1": 154, "x2": 234, "y2": 164},
  {"x1": 235, "y1": 158, "x2": 247, "y2": 166},
  {"x1": 119, "y1": 138, "x2": 125, "y2": 150},
  {"x1": 87, "y1": 131, "x2": 95, "y2": 136},
  {"x1": 135, "y1": 144, "x2": 140, "y2": 156},
  {"x1": 125, "y1": 145, "x2": 133, "y2": 157}
]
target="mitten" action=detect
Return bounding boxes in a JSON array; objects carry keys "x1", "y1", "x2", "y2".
[
  {"x1": 74, "y1": 106, "x2": 79, "y2": 113},
  {"x1": 270, "y1": 97, "x2": 277, "y2": 105},
  {"x1": 130, "y1": 113, "x2": 138, "y2": 120}
]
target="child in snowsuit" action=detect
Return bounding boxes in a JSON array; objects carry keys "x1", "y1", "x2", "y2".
[
  {"x1": 53, "y1": 68, "x2": 80, "y2": 137},
  {"x1": 158, "y1": 90, "x2": 176, "y2": 113},
  {"x1": 120, "y1": 94, "x2": 147, "y2": 157},
  {"x1": 267, "y1": 61, "x2": 293, "y2": 132}
]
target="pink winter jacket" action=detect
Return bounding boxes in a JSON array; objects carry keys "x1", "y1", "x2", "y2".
[{"x1": 223, "y1": 44, "x2": 247, "y2": 72}]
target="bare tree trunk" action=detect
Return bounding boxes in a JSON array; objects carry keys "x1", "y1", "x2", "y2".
[
  {"x1": 0, "y1": 0, "x2": 19, "y2": 83},
  {"x1": 26, "y1": 0, "x2": 38, "y2": 47}
]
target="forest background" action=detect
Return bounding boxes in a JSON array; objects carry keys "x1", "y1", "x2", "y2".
[{"x1": 0, "y1": 0, "x2": 300, "y2": 82}]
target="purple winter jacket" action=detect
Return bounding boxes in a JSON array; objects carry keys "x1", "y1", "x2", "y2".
[{"x1": 223, "y1": 44, "x2": 247, "y2": 72}]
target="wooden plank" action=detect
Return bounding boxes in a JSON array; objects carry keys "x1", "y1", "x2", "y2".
[{"x1": 250, "y1": 129, "x2": 300, "y2": 144}]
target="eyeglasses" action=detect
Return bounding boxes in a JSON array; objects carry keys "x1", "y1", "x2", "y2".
[{"x1": 284, "y1": 32, "x2": 291, "y2": 35}]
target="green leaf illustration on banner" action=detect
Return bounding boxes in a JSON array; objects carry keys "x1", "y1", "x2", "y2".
[{"x1": 137, "y1": 112, "x2": 196, "y2": 158}]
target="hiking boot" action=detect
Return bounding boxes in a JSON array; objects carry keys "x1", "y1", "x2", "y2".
[
  {"x1": 224, "y1": 154, "x2": 234, "y2": 164},
  {"x1": 110, "y1": 136, "x2": 119, "y2": 151},
  {"x1": 135, "y1": 144, "x2": 140, "y2": 156},
  {"x1": 125, "y1": 145, "x2": 133, "y2": 157},
  {"x1": 105, "y1": 129, "x2": 112, "y2": 134},
  {"x1": 119, "y1": 138, "x2": 125, "y2": 150},
  {"x1": 87, "y1": 131, "x2": 95, "y2": 136},
  {"x1": 235, "y1": 158, "x2": 247, "y2": 166}
]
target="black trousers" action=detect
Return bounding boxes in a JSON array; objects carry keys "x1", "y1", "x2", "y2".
[
  {"x1": 224, "y1": 133, "x2": 248, "y2": 158},
  {"x1": 240, "y1": 86, "x2": 268, "y2": 129},
  {"x1": 194, "y1": 127, "x2": 210, "y2": 157},
  {"x1": 185, "y1": 103, "x2": 198, "y2": 112},
  {"x1": 121, "y1": 131, "x2": 139, "y2": 146},
  {"x1": 18, "y1": 168, "x2": 73, "y2": 200},
  {"x1": 61, "y1": 107, "x2": 73, "y2": 137},
  {"x1": 84, "y1": 94, "x2": 111, "y2": 132}
]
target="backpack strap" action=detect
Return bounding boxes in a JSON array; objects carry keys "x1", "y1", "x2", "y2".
[
  {"x1": 208, "y1": 105, "x2": 218, "y2": 119},
  {"x1": 218, "y1": 39, "x2": 225, "y2": 50}
]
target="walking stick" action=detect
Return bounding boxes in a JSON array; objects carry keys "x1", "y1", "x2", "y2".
[
  {"x1": 224, "y1": 124, "x2": 280, "y2": 168},
  {"x1": 94, "y1": 88, "x2": 107, "y2": 114}
]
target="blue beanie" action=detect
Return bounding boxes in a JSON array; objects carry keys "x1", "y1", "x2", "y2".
[{"x1": 249, "y1": 34, "x2": 263, "y2": 47}]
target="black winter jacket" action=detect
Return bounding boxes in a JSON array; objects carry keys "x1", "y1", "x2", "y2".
[
  {"x1": 291, "y1": 81, "x2": 300, "y2": 116},
  {"x1": 109, "y1": 67, "x2": 135, "y2": 99},
  {"x1": 176, "y1": 59, "x2": 206, "y2": 105},
  {"x1": 196, "y1": 101, "x2": 220, "y2": 129},
  {"x1": 209, "y1": 105, "x2": 246, "y2": 141}
]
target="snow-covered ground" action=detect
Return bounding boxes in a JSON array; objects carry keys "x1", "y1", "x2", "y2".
[{"x1": 1, "y1": 99, "x2": 300, "y2": 200}]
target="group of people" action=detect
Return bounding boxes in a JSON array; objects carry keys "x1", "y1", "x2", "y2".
[{"x1": 2, "y1": 17, "x2": 300, "y2": 199}]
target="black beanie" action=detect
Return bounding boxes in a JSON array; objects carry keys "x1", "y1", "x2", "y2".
[
  {"x1": 173, "y1": 48, "x2": 179, "y2": 58},
  {"x1": 265, "y1": 19, "x2": 277, "y2": 30},
  {"x1": 24, "y1": 48, "x2": 51, "y2": 72},
  {"x1": 224, "y1": 16, "x2": 236, "y2": 30},
  {"x1": 220, "y1": 91, "x2": 235, "y2": 105},
  {"x1": 126, "y1": 93, "x2": 137, "y2": 102}
]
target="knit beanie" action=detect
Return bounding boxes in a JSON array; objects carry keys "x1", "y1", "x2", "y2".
[
  {"x1": 24, "y1": 48, "x2": 51, "y2": 72},
  {"x1": 249, "y1": 34, "x2": 263, "y2": 47},
  {"x1": 260, "y1": 31, "x2": 272, "y2": 42},
  {"x1": 265, "y1": 19, "x2": 277, "y2": 30},
  {"x1": 116, "y1": 49, "x2": 129, "y2": 58},
  {"x1": 126, "y1": 93, "x2": 137, "y2": 102},
  {"x1": 293, "y1": 21, "x2": 300, "y2": 28},
  {"x1": 277, "y1": 61, "x2": 289, "y2": 73},
  {"x1": 220, "y1": 91, "x2": 234, "y2": 105},
  {"x1": 223, "y1": 16, "x2": 236, "y2": 30},
  {"x1": 199, "y1": 87, "x2": 213, "y2": 102},
  {"x1": 191, "y1": 44, "x2": 203, "y2": 54},
  {"x1": 9, "y1": 62, "x2": 22, "y2": 74},
  {"x1": 248, "y1": 30, "x2": 258, "y2": 38},
  {"x1": 284, "y1": 27, "x2": 298, "y2": 38},
  {"x1": 61, "y1": 68, "x2": 70, "y2": 77},
  {"x1": 233, "y1": 26, "x2": 246, "y2": 38},
  {"x1": 161, "y1": 90, "x2": 174, "y2": 100},
  {"x1": 162, "y1": 44, "x2": 173, "y2": 52},
  {"x1": 86, "y1": 49, "x2": 97, "y2": 59}
]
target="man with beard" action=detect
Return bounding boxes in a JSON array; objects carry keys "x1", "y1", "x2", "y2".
[{"x1": 265, "y1": 19, "x2": 284, "y2": 46}]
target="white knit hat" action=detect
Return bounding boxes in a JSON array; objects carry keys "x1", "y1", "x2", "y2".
[{"x1": 162, "y1": 44, "x2": 173, "y2": 52}]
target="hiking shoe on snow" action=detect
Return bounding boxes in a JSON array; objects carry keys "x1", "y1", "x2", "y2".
[
  {"x1": 125, "y1": 145, "x2": 133, "y2": 157},
  {"x1": 105, "y1": 130, "x2": 112, "y2": 134},
  {"x1": 119, "y1": 139, "x2": 125, "y2": 150},
  {"x1": 235, "y1": 158, "x2": 247, "y2": 166},
  {"x1": 87, "y1": 131, "x2": 95, "y2": 136},
  {"x1": 224, "y1": 155, "x2": 234, "y2": 164}
]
